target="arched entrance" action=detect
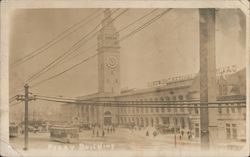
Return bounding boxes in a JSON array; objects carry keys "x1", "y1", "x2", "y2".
[{"x1": 104, "y1": 111, "x2": 112, "y2": 126}]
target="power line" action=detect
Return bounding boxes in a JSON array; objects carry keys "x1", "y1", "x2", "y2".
[
  {"x1": 36, "y1": 95, "x2": 77, "y2": 101},
  {"x1": 62, "y1": 9, "x2": 158, "y2": 65},
  {"x1": 10, "y1": 101, "x2": 21, "y2": 107},
  {"x1": 10, "y1": 9, "x2": 104, "y2": 69},
  {"x1": 30, "y1": 9, "x2": 171, "y2": 88},
  {"x1": 120, "y1": 9, "x2": 172, "y2": 41},
  {"x1": 30, "y1": 53, "x2": 97, "y2": 88},
  {"x1": 118, "y1": 9, "x2": 158, "y2": 33},
  {"x1": 26, "y1": 9, "x2": 124, "y2": 83},
  {"x1": 35, "y1": 97, "x2": 246, "y2": 108}
]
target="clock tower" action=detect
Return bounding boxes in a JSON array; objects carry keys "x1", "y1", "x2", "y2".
[{"x1": 97, "y1": 9, "x2": 120, "y2": 94}]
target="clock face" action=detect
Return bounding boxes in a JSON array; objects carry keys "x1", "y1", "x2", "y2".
[{"x1": 106, "y1": 56, "x2": 118, "y2": 68}]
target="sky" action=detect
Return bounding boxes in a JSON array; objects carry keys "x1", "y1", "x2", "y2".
[{"x1": 9, "y1": 8, "x2": 246, "y2": 99}]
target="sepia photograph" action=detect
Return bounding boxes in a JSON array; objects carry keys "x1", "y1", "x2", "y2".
[{"x1": 1, "y1": 0, "x2": 249, "y2": 157}]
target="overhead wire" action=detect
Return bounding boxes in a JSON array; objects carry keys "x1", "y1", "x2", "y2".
[
  {"x1": 26, "y1": 9, "x2": 123, "y2": 83},
  {"x1": 30, "y1": 9, "x2": 169, "y2": 88},
  {"x1": 10, "y1": 9, "x2": 104, "y2": 68}
]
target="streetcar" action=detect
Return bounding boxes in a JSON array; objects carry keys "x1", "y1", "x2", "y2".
[
  {"x1": 9, "y1": 123, "x2": 19, "y2": 137},
  {"x1": 49, "y1": 125, "x2": 79, "y2": 143}
]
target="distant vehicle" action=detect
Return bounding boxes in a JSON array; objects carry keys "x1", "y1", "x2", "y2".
[
  {"x1": 28, "y1": 126, "x2": 39, "y2": 133},
  {"x1": 9, "y1": 123, "x2": 19, "y2": 137},
  {"x1": 49, "y1": 125, "x2": 79, "y2": 143}
]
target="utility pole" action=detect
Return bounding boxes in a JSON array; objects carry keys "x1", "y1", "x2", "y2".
[
  {"x1": 199, "y1": 9, "x2": 217, "y2": 150},
  {"x1": 16, "y1": 84, "x2": 36, "y2": 150}
]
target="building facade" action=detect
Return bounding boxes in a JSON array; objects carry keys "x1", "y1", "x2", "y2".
[{"x1": 60, "y1": 9, "x2": 246, "y2": 143}]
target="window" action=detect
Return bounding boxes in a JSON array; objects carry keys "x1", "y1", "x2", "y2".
[
  {"x1": 145, "y1": 117, "x2": 149, "y2": 126},
  {"x1": 194, "y1": 104, "x2": 199, "y2": 114},
  {"x1": 172, "y1": 96, "x2": 176, "y2": 101},
  {"x1": 180, "y1": 107, "x2": 184, "y2": 112},
  {"x1": 161, "y1": 107, "x2": 165, "y2": 113},
  {"x1": 161, "y1": 117, "x2": 170, "y2": 125},
  {"x1": 219, "y1": 85, "x2": 223, "y2": 96},
  {"x1": 231, "y1": 104, "x2": 235, "y2": 113},
  {"x1": 226, "y1": 104, "x2": 230, "y2": 114},
  {"x1": 226, "y1": 123, "x2": 231, "y2": 140},
  {"x1": 141, "y1": 108, "x2": 144, "y2": 113},
  {"x1": 237, "y1": 104, "x2": 242, "y2": 113},
  {"x1": 155, "y1": 117, "x2": 159, "y2": 125},
  {"x1": 165, "y1": 97, "x2": 170, "y2": 101},
  {"x1": 136, "y1": 107, "x2": 139, "y2": 113},
  {"x1": 160, "y1": 97, "x2": 164, "y2": 101},
  {"x1": 174, "y1": 107, "x2": 177, "y2": 113},
  {"x1": 128, "y1": 108, "x2": 131, "y2": 113},
  {"x1": 156, "y1": 107, "x2": 159, "y2": 113},
  {"x1": 232, "y1": 124, "x2": 237, "y2": 140},
  {"x1": 145, "y1": 107, "x2": 148, "y2": 113},
  {"x1": 168, "y1": 107, "x2": 171, "y2": 112},
  {"x1": 218, "y1": 104, "x2": 222, "y2": 114},
  {"x1": 178, "y1": 95, "x2": 183, "y2": 101},
  {"x1": 132, "y1": 107, "x2": 135, "y2": 113}
]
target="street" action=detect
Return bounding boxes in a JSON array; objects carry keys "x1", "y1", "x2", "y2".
[{"x1": 10, "y1": 128, "x2": 200, "y2": 151}]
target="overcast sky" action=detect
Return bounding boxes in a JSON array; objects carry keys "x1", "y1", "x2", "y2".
[{"x1": 9, "y1": 8, "x2": 246, "y2": 98}]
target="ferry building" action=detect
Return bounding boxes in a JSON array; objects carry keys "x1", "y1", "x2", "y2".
[{"x1": 61, "y1": 9, "x2": 246, "y2": 143}]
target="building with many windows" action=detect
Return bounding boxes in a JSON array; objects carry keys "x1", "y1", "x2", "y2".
[{"x1": 60, "y1": 9, "x2": 246, "y2": 143}]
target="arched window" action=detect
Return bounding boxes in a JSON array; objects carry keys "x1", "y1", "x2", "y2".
[
  {"x1": 180, "y1": 117, "x2": 185, "y2": 129},
  {"x1": 132, "y1": 117, "x2": 134, "y2": 122},
  {"x1": 141, "y1": 117, "x2": 144, "y2": 126},
  {"x1": 165, "y1": 97, "x2": 170, "y2": 101},
  {"x1": 178, "y1": 95, "x2": 183, "y2": 101},
  {"x1": 160, "y1": 97, "x2": 164, "y2": 101},
  {"x1": 104, "y1": 111, "x2": 112, "y2": 116}
]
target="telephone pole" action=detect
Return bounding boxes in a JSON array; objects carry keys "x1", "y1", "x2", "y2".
[
  {"x1": 199, "y1": 9, "x2": 217, "y2": 149},
  {"x1": 16, "y1": 84, "x2": 36, "y2": 150}
]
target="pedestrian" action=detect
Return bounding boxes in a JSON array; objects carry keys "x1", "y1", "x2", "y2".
[
  {"x1": 153, "y1": 131, "x2": 157, "y2": 138},
  {"x1": 179, "y1": 134, "x2": 182, "y2": 140},
  {"x1": 102, "y1": 130, "x2": 105, "y2": 137},
  {"x1": 97, "y1": 130, "x2": 99, "y2": 137},
  {"x1": 181, "y1": 130, "x2": 184, "y2": 136}
]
